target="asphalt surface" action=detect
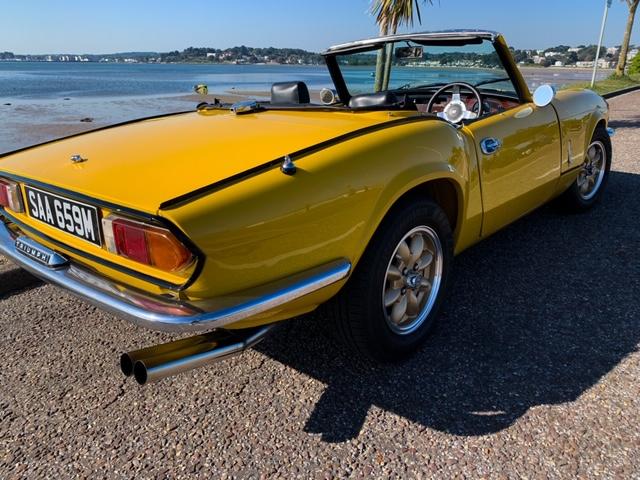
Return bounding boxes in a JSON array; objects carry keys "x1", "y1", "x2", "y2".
[{"x1": 1, "y1": 93, "x2": 640, "y2": 479}]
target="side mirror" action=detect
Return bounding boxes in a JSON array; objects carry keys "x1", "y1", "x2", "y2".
[{"x1": 532, "y1": 84, "x2": 556, "y2": 108}]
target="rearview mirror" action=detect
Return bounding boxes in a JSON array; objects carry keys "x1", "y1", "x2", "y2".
[
  {"x1": 395, "y1": 46, "x2": 423, "y2": 60},
  {"x1": 533, "y1": 84, "x2": 555, "y2": 108}
]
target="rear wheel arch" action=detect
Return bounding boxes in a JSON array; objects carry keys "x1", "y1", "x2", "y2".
[
  {"x1": 351, "y1": 176, "x2": 463, "y2": 273},
  {"x1": 383, "y1": 178, "x2": 461, "y2": 237}
]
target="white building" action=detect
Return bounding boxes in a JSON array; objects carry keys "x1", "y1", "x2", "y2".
[{"x1": 576, "y1": 59, "x2": 613, "y2": 68}]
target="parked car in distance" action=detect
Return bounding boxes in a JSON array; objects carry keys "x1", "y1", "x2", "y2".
[{"x1": 0, "y1": 30, "x2": 612, "y2": 384}]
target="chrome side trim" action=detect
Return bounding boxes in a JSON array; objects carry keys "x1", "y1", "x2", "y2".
[{"x1": 0, "y1": 220, "x2": 351, "y2": 332}]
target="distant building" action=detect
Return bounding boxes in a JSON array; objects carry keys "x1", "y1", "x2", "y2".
[
  {"x1": 576, "y1": 59, "x2": 613, "y2": 69},
  {"x1": 568, "y1": 47, "x2": 581, "y2": 53},
  {"x1": 554, "y1": 61, "x2": 564, "y2": 67},
  {"x1": 545, "y1": 51, "x2": 560, "y2": 57},
  {"x1": 206, "y1": 52, "x2": 216, "y2": 58},
  {"x1": 607, "y1": 47, "x2": 619, "y2": 56},
  {"x1": 628, "y1": 48, "x2": 639, "y2": 61}
]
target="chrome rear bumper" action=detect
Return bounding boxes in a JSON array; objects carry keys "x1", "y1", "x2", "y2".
[{"x1": 0, "y1": 219, "x2": 350, "y2": 332}]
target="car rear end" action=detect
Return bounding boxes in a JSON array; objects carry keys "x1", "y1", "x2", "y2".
[{"x1": 0, "y1": 173, "x2": 210, "y2": 327}]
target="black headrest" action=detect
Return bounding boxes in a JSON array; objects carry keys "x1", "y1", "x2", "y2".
[
  {"x1": 348, "y1": 91, "x2": 400, "y2": 109},
  {"x1": 271, "y1": 81, "x2": 310, "y2": 105}
]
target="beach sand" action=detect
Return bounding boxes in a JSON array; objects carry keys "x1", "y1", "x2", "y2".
[{"x1": 0, "y1": 93, "x2": 251, "y2": 154}]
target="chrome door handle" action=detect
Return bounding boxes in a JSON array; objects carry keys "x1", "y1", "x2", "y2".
[{"x1": 480, "y1": 138, "x2": 502, "y2": 155}]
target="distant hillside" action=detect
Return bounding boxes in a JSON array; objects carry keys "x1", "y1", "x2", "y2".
[
  {"x1": 0, "y1": 46, "x2": 322, "y2": 64},
  {"x1": 160, "y1": 46, "x2": 322, "y2": 65}
]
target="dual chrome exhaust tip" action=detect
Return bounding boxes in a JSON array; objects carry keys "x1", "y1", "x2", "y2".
[{"x1": 120, "y1": 326, "x2": 272, "y2": 385}]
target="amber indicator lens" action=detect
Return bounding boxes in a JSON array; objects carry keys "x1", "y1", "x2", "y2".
[{"x1": 102, "y1": 215, "x2": 194, "y2": 273}]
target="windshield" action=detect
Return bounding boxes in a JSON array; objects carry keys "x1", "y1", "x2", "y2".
[{"x1": 336, "y1": 39, "x2": 518, "y2": 98}]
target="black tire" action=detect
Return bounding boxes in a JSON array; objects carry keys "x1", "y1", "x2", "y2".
[
  {"x1": 327, "y1": 198, "x2": 454, "y2": 361},
  {"x1": 557, "y1": 126, "x2": 612, "y2": 212}
]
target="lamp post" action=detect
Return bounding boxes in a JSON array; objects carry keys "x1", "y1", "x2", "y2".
[{"x1": 591, "y1": 0, "x2": 613, "y2": 87}]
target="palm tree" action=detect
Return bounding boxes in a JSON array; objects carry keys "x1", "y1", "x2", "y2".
[
  {"x1": 371, "y1": 0, "x2": 433, "y2": 91},
  {"x1": 616, "y1": 0, "x2": 639, "y2": 76}
]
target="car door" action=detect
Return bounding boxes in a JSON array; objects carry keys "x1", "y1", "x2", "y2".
[{"x1": 464, "y1": 102, "x2": 562, "y2": 236}]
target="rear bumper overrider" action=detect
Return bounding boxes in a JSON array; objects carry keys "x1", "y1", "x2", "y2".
[{"x1": 0, "y1": 219, "x2": 351, "y2": 332}]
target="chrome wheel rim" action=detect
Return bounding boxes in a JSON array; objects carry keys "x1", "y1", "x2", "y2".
[
  {"x1": 577, "y1": 141, "x2": 607, "y2": 201},
  {"x1": 382, "y1": 226, "x2": 444, "y2": 335}
]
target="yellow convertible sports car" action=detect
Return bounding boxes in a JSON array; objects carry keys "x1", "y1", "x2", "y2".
[{"x1": 0, "y1": 31, "x2": 612, "y2": 384}]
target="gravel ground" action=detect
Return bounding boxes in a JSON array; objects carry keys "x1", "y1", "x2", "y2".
[{"x1": 1, "y1": 93, "x2": 639, "y2": 479}]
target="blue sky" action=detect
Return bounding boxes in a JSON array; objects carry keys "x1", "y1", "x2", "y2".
[{"x1": 1, "y1": 0, "x2": 638, "y2": 54}]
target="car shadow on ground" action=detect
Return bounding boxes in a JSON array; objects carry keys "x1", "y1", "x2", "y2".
[
  {"x1": 256, "y1": 171, "x2": 640, "y2": 443},
  {"x1": 0, "y1": 265, "x2": 41, "y2": 300}
]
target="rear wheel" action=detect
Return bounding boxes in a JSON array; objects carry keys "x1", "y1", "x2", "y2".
[
  {"x1": 557, "y1": 126, "x2": 611, "y2": 211},
  {"x1": 329, "y1": 198, "x2": 453, "y2": 361}
]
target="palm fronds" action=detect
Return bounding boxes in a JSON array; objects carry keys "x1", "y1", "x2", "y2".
[{"x1": 370, "y1": 0, "x2": 433, "y2": 35}]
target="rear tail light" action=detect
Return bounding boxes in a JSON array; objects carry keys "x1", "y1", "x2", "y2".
[
  {"x1": 102, "y1": 215, "x2": 194, "y2": 273},
  {"x1": 0, "y1": 178, "x2": 24, "y2": 213}
]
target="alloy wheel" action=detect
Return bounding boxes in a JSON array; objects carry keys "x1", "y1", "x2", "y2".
[
  {"x1": 577, "y1": 140, "x2": 607, "y2": 201},
  {"x1": 382, "y1": 226, "x2": 444, "y2": 335}
]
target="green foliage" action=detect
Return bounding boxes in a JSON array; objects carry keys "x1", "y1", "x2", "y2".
[
  {"x1": 577, "y1": 45, "x2": 606, "y2": 62},
  {"x1": 630, "y1": 53, "x2": 640, "y2": 75},
  {"x1": 544, "y1": 45, "x2": 570, "y2": 53},
  {"x1": 159, "y1": 46, "x2": 322, "y2": 65}
]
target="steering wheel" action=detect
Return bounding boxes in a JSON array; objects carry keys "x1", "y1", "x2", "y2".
[{"x1": 426, "y1": 82, "x2": 483, "y2": 124}]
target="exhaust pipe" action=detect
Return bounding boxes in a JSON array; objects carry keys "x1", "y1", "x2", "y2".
[{"x1": 120, "y1": 326, "x2": 272, "y2": 385}]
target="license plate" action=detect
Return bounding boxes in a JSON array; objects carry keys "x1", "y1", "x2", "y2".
[{"x1": 24, "y1": 186, "x2": 102, "y2": 246}]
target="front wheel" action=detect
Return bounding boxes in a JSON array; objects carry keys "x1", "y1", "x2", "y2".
[
  {"x1": 557, "y1": 126, "x2": 612, "y2": 212},
  {"x1": 329, "y1": 199, "x2": 453, "y2": 361}
]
